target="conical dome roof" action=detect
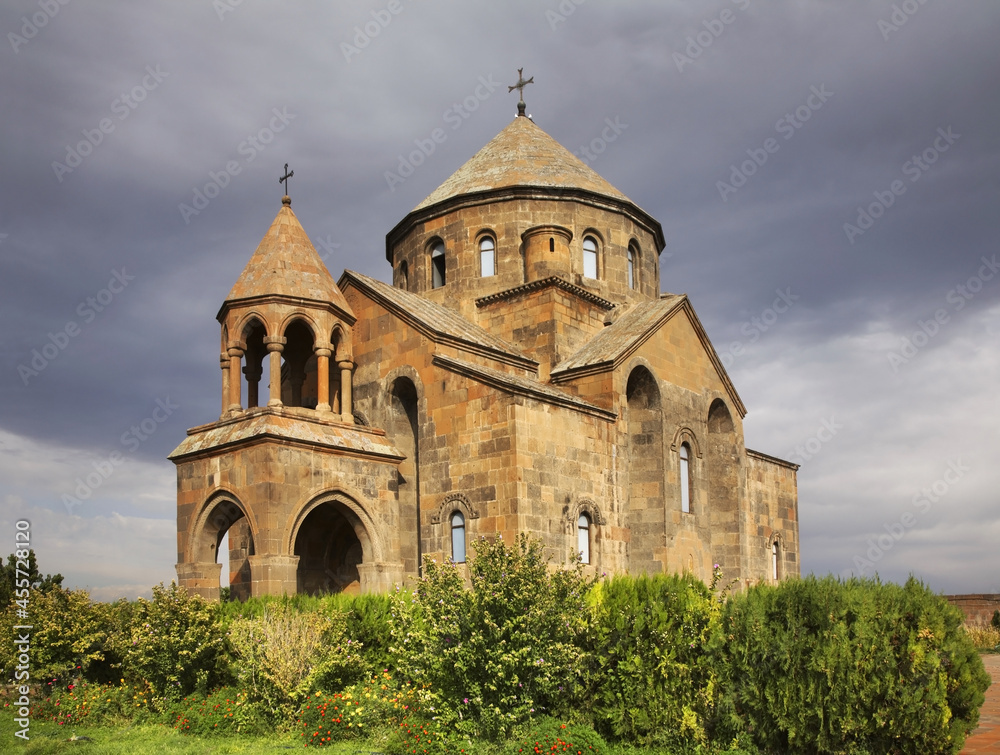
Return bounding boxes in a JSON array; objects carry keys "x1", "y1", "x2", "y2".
[
  {"x1": 225, "y1": 197, "x2": 353, "y2": 316},
  {"x1": 413, "y1": 115, "x2": 633, "y2": 211}
]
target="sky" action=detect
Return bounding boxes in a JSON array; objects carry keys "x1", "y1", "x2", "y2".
[{"x1": 1, "y1": 0, "x2": 998, "y2": 601}]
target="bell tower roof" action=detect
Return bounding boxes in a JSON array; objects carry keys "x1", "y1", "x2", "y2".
[
  {"x1": 413, "y1": 115, "x2": 633, "y2": 211},
  {"x1": 222, "y1": 196, "x2": 353, "y2": 318}
]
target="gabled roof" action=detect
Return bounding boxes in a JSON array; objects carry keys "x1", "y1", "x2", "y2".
[
  {"x1": 433, "y1": 354, "x2": 617, "y2": 421},
  {"x1": 551, "y1": 294, "x2": 747, "y2": 417},
  {"x1": 339, "y1": 271, "x2": 537, "y2": 371},
  {"x1": 414, "y1": 115, "x2": 632, "y2": 211},
  {"x1": 223, "y1": 198, "x2": 352, "y2": 315}
]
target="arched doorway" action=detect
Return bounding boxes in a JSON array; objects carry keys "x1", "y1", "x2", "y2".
[
  {"x1": 293, "y1": 501, "x2": 364, "y2": 595},
  {"x1": 190, "y1": 494, "x2": 255, "y2": 602}
]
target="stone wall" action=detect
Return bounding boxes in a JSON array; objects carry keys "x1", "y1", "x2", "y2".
[
  {"x1": 745, "y1": 450, "x2": 800, "y2": 583},
  {"x1": 945, "y1": 594, "x2": 1000, "y2": 625}
]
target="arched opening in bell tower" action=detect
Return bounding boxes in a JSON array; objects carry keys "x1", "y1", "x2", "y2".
[
  {"x1": 281, "y1": 319, "x2": 317, "y2": 408},
  {"x1": 241, "y1": 318, "x2": 268, "y2": 409}
]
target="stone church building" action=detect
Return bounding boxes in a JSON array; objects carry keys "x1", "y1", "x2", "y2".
[{"x1": 170, "y1": 107, "x2": 799, "y2": 600}]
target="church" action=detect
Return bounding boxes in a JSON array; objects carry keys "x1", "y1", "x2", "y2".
[{"x1": 169, "y1": 84, "x2": 800, "y2": 600}]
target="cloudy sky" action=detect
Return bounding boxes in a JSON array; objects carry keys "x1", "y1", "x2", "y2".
[{"x1": 2, "y1": 1, "x2": 998, "y2": 600}]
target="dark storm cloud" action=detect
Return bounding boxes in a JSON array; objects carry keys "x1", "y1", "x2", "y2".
[{"x1": 1, "y1": 0, "x2": 997, "y2": 595}]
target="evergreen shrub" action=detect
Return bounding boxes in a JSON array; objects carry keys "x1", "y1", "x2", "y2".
[
  {"x1": 588, "y1": 572, "x2": 719, "y2": 748},
  {"x1": 714, "y1": 575, "x2": 991, "y2": 755}
]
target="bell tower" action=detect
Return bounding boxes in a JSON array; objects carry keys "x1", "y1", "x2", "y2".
[
  {"x1": 171, "y1": 192, "x2": 405, "y2": 601},
  {"x1": 217, "y1": 194, "x2": 356, "y2": 422}
]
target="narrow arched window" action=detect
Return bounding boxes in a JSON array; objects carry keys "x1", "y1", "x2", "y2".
[
  {"x1": 479, "y1": 237, "x2": 495, "y2": 277},
  {"x1": 772, "y1": 540, "x2": 780, "y2": 581},
  {"x1": 431, "y1": 242, "x2": 446, "y2": 288},
  {"x1": 583, "y1": 236, "x2": 598, "y2": 279},
  {"x1": 451, "y1": 511, "x2": 466, "y2": 563},
  {"x1": 627, "y1": 241, "x2": 639, "y2": 289},
  {"x1": 577, "y1": 513, "x2": 591, "y2": 564},
  {"x1": 680, "y1": 443, "x2": 691, "y2": 514},
  {"x1": 399, "y1": 260, "x2": 409, "y2": 290}
]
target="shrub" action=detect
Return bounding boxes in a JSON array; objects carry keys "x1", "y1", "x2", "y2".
[
  {"x1": 339, "y1": 591, "x2": 396, "y2": 676},
  {"x1": 24, "y1": 679, "x2": 154, "y2": 728},
  {"x1": 228, "y1": 602, "x2": 363, "y2": 719},
  {"x1": 124, "y1": 581, "x2": 228, "y2": 700},
  {"x1": 588, "y1": 572, "x2": 718, "y2": 747},
  {"x1": 391, "y1": 534, "x2": 594, "y2": 741},
  {"x1": 296, "y1": 671, "x2": 433, "y2": 748},
  {"x1": 715, "y1": 575, "x2": 991, "y2": 755},
  {"x1": 509, "y1": 716, "x2": 607, "y2": 754},
  {"x1": 0, "y1": 586, "x2": 108, "y2": 686},
  {"x1": 162, "y1": 685, "x2": 269, "y2": 736}
]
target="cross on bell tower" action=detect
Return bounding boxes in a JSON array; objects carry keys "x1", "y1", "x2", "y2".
[
  {"x1": 279, "y1": 163, "x2": 294, "y2": 202},
  {"x1": 508, "y1": 68, "x2": 534, "y2": 117}
]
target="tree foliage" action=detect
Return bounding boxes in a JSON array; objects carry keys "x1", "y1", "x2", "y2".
[{"x1": 0, "y1": 549, "x2": 63, "y2": 608}]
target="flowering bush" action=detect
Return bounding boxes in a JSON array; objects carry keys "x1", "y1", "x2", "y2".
[
  {"x1": 0, "y1": 587, "x2": 113, "y2": 686},
  {"x1": 509, "y1": 717, "x2": 606, "y2": 754},
  {"x1": 391, "y1": 534, "x2": 594, "y2": 741},
  {"x1": 296, "y1": 671, "x2": 434, "y2": 747},
  {"x1": 162, "y1": 686, "x2": 267, "y2": 736},
  {"x1": 18, "y1": 679, "x2": 154, "y2": 728}
]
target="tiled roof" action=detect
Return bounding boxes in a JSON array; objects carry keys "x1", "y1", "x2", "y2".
[
  {"x1": 169, "y1": 408, "x2": 403, "y2": 461},
  {"x1": 225, "y1": 199, "x2": 352, "y2": 314},
  {"x1": 340, "y1": 271, "x2": 536, "y2": 369},
  {"x1": 552, "y1": 296, "x2": 686, "y2": 374},
  {"x1": 432, "y1": 354, "x2": 617, "y2": 421},
  {"x1": 414, "y1": 115, "x2": 633, "y2": 211}
]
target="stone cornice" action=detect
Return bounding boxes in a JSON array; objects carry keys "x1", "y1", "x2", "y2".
[
  {"x1": 475, "y1": 276, "x2": 616, "y2": 311},
  {"x1": 216, "y1": 292, "x2": 356, "y2": 326},
  {"x1": 746, "y1": 448, "x2": 800, "y2": 471}
]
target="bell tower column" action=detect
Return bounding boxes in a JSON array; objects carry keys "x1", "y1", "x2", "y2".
[
  {"x1": 339, "y1": 360, "x2": 354, "y2": 424},
  {"x1": 227, "y1": 345, "x2": 244, "y2": 413},
  {"x1": 315, "y1": 347, "x2": 332, "y2": 413},
  {"x1": 220, "y1": 353, "x2": 230, "y2": 417},
  {"x1": 264, "y1": 336, "x2": 285, "y2": 407}
]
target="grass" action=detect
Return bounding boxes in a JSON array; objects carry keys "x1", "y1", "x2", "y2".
[
  {"x1": 0, "y1": 716, "x2": 760, "y2": 754},
  {"x1": 0, "y1": 717, "x2": 305, "y2": 753}
]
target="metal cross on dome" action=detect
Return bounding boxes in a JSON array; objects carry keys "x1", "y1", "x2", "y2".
[
  {"x1": 279, "y1": 163, "x2": 294, "y2": 197},
  {"x1": 508, "y1": 68, "x2": 534, "y2": 116}
]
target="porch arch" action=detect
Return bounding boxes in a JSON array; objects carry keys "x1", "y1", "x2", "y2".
[{"x1": 285, "y1": 489, "x2": 386, "y2": 595}]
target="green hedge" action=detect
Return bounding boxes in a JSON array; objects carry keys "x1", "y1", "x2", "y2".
[
  {"x1": 588, "y1": 572, "x2": 718, "y2": 748},
  {"x1": 714, "y1": 575, "x2": 990, "y2": 755}
]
